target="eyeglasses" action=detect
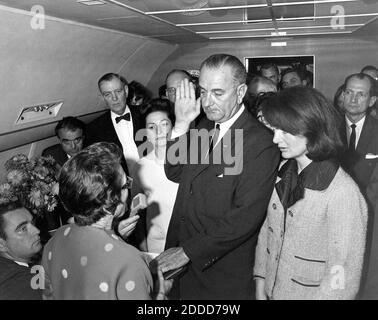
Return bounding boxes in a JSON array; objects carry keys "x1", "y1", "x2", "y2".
[
  {"x1": 122, "y1": 176, "x2": 133, "y2": 190},
  {"x1": 61, "y1": 136, "x2": 83, "y2": 145},
  {"x1": 166, "y1": 87, "x2": 176, "y2": 96}
]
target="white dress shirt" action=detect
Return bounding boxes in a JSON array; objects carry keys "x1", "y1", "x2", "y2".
[
  {"x1": 111, "y1": 106, "x2": 140, "y2": 174},
  {"x1": 345, "y1": 115, "x2": 366, "y2": 149}
]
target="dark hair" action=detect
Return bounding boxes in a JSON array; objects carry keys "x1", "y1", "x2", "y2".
[
  {"x1": 159, "y1": 84, "x2": 167, "y2": 99},
  {"x1": 143, "y1": 98, "x2": 175, "y2": 127},
  {"x1": 0, "y1": 200, "x2": 23, "y2": 240},
  {"x1": 304, "y1": 70, "x2": 314, "y2": 87},
  {"x1": 126, "y1": 81, "x2": 152, "y2": 107},
  {"x1": 343, "y1": 73, "x2": 377, "y2": 97},
  {"x1": 281, "y1": 67, "x2": 306, "y2": 82},
  {"x1": 55, "y1": 116, "x2": 86, "y2": 138},
  {"x1": 58, "y1": 142, "x2": 124, "y2": 226},
  {"x1": 98, "y1": 73, "x2": 128, "y2": 90},
  {"x1": 361, "y1": 65, "x2": 378, "y2": 74},
  {"x1": 248, "y1": 75, "x2": 277, "y2": 94},
  {"x1": 244, "y1": 75, "x2": 277, "y2": 116},
  {"x1": 260, "y1": 63, "x2": 279, "y2": 76},
  {"x1": 260, "y1": 86, "x2": 344, "y2": 161},
  {"x1": 200, "y1": 54, "x2": 247, "y2": 86},
  {"x1": 165, "y1": 69, "x2": 192, "y2": 83}
]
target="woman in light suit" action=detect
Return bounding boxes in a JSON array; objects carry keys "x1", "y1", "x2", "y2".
[{"x1": 254, "y1": 87, "x2": 368, "y2": 300}]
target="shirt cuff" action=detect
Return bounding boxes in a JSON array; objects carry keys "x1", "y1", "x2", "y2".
[{"x1": 170, "y1": 126, "x2": 189, "y2": 139}]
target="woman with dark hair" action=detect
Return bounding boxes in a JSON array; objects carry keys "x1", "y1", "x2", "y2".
[
  {"x1": 127, "y1": 80, "x2": 152, "y2": 115},
  {"x1": 254, "y1": 87, "x2": 368, "y2": 300},
  {"x1": 134, "y1": 100, "x2": 178, "y2": 254},
  {"x1": 41, "y1": 142, "x2": 171, "y2": 299}
]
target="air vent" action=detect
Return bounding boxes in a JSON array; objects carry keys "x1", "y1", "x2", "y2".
[{"x1": 15, "y1": 101, "x2": 63, "y2": 125}]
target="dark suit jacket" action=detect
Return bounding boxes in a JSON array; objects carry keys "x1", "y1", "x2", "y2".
[
  {"x1": 340, "y1": 114, "x2": 378, "y2": 299},
  {"x1": 0, "y1": 256, "x2": 42, "y2": 300},
  {"x1": 164, "y1": 109, "x2": 280, "y2": 300},
  {"x1": 42, "y1": 144, "x2": 68, "y2": 167},
  {"x1": 340, "y1": 114, "x2": 378, "y2": 193},
  {"x1": 86, "y1": 105, "x2": 143, "y2": 148},
  {"x1": 86, "y1": 106, "x2": 143, "y2": 175}
]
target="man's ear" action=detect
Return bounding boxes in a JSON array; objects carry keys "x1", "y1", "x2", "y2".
[
  {"x1": 0, "y1": 238, "x2": 8, "y2": 253},
  {"x1": 369, "y1": 96, "x2": 377, "y2": 108},
  {"x1": 124, "y1": 85, "x2": 129, "y2": 98},
  {"x1": 237, "y1": 83, "x2": 248, "y2": 104}
]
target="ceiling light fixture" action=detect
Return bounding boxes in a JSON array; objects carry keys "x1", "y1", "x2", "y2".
[
  {"x1": 76, "y1": 0, "x2": 106, "y2": 5},
  {"x1": 197, "y1": 23, "x2": 363, "y2": 34},
  {"x1": 176, "y1": 13, "x2": 378, "y2": 26},
  {"x1": 271, "y1": 42, "x2": 287, "y2": 47},
  {"x1": 209, "y1": 30, "x2": 352, "y2": 39},
  {"x1": 146, "y1": 0, "x2": 357, "y2": 15}
]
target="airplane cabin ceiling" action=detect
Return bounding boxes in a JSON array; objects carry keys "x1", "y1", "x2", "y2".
[{"x1": 0, "y1": 0, "x2": 377, "y2": 43}]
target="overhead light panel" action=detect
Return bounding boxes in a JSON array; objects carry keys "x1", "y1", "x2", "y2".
[
  {"x1": 77, "y1": 0, "x2": 106, "y2": 6},
  {"x1": 271, "y1": 42, "x2": 287, "y2": 47},
  {"x1": 271, "y1": 31, "x2": 287, "y2": 36},
  {"x1": 209, "y1": 30, "x2": 352, "y2": 39}
]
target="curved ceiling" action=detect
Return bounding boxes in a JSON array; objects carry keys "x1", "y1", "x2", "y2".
[{"x1": 0, "y1": 0, "x2": 377, "y2": 43}]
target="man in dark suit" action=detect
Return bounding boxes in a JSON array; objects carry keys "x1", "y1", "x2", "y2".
[
  {"x1": 0, "y1": 201, "x2": 42, "y2": 300},
  {"x1": 42, "y1": 116, "x2": 86, "y2": 167},
  {"x1": 42, "y1": 117, "x2": 86, "y2": 227},
  {"x1": 155, "y1": 54, "x2": 280, "y2": 299},
  {"x1": 339, "y1": 73, "x2": 378, "y2": 194},
  {"x1": 86, "y1": 73, "x2": 143, "y2": 178},
  {"x1": 339, "y1": 72, "x2": 378, "y2": 299},
  {"x1": 86, "y1": 73, "x2": 145, "y2": 243}
]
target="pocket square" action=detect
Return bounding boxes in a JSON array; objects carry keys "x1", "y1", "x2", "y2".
[
  {"x1": 366, "y1": 153, "x2": 378, "y2": 159},
  {"x1": 217, "y1": 173, "x2": 224, "y2": 178}
]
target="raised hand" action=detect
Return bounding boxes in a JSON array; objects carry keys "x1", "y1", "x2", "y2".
[{"x1": 174, "y1": 78, "x2": 201, "y2": 131}]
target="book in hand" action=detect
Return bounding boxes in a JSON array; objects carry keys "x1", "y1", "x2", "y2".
[
  {"x1": 163, "y1": 266, "x2": 188, "y2": 280},
  {"x1": 129, "y1": 193, "x2": 147, "y2": 217},
  {"x1": 149, "y1": 259, "x2": 187, "y2": 280}
]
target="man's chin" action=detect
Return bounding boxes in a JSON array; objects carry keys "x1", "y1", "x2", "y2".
[{"x1": 205, "y1": 112, "x2": 220, "y2": 122}]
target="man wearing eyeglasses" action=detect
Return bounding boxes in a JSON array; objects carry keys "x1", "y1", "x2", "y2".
[
  {"x1": 42, "y1": 116, "x2": 86, "y2": 167},
  {"x1": 165, "y1": 69, "x2": 193, "y2": 105},
  {"x1": 166, "y1": 69, "x2": 204, "y2": 128},
  {"x1": 339, "y1": 72, "x2": 378, "y2": 299}
]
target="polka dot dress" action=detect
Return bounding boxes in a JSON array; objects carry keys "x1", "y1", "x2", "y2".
[{"x1": 41, "y1": 224, "x2": 153, "y2": 299}]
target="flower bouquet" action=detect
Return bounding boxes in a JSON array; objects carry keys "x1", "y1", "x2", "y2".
[{"x1": 0, "y1": 154, "x2": 59, "y2": 217}]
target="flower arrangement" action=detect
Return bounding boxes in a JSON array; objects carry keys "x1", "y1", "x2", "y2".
[{"x1": 0, "y1": 154, "x2": 59, "y2": 216}]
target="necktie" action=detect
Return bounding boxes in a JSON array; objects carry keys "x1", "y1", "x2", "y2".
[
  {"x1": 115, "y1": 113, "x2": 131, "y2": 124},
  {"x1": 349, "y1": 124, "x2": 356, "y2": 152},
  {"x1": 209, "y1": 123, "x2": 220, "y2": 154}
]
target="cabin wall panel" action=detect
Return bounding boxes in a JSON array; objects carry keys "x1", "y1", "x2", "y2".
[
  {"x1": 148, "y1": 37, "x2": 378, "y2": 101},
  {"x1": 0, "y1": 6, "x2": 175, "y2": 153}
]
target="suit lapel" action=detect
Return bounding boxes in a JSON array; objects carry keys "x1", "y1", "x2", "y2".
[
  {"x1": 129, "y1": 105, "x2": 142, "y2": 145},
  {"x1": 357, "y1": 115, "x2": 374, "y2": 155},
  {"x1": 104, "y1": 111, "x2": 123, "y2": 147},
  {"x1": 341, "y1": 118, "x2": 348, "y2": 146}
]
